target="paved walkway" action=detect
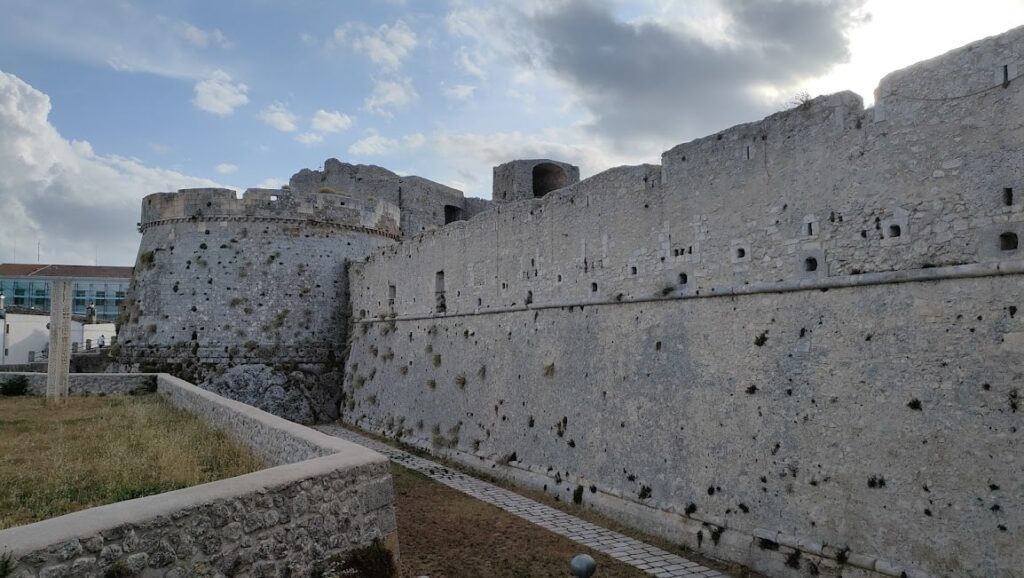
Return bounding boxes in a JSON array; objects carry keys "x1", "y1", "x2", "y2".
[{"x1": 317, "y1": 425, "x2": 728, "y2": 578}]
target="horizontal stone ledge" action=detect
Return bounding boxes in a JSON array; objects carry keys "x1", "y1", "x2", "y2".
[{"x1": 354, "y1": 258, "x2": 1024, "y2": 323}]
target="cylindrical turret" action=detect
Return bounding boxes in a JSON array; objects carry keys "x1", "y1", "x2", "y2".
[{"x1": 119, "y1": 186, "x2": 400, "y2": 422}]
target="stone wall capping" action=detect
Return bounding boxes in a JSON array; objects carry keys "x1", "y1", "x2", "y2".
[{"x1": 0, "y1": 374, "x2": 396, "y2": 575}]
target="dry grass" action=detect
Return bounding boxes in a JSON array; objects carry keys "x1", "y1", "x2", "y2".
[
  {"x1": 392, "y1": 465, "x2": 646, "y2": 577},
  {"x1": 346, "y1": 425, "x2": 759, "y2": 577},
  {"x1": 0, "y1": 394, "x2": 262, "y2": 529}
]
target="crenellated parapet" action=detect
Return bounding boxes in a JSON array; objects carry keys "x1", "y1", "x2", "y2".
[{"x1": 139, "y1": 186, "x2": 401, "y2": 239}]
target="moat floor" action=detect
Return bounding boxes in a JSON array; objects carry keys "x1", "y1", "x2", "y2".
[{"x1": 319, "y1": 425, "x2": 741, "y2": 578}]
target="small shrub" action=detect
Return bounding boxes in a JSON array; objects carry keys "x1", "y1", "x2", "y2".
[
  {"x1": 432, "y1": 353, "x2": 442, "y2": 367},
  {"x1": 543, "y1": 363, "x2": 555, "y2": 377},
  {"x1": 573, "y1": 485, "x2": 584, "y2": 505},
  {"x1": 139, "y1": 250, "x2": 155, "y2": 269},
  {"x1": 1, "y1": 375, "x2": 30, "y2": 396},
  {"x1": 427, "y1": 379, "x2": 437, "y2": 390},
  {"x1": 477, "y1": 364, "x2": 487, "y2": 380},
  {"x1": 398, "y1": 365, "x2": 409, "y2": 375},
  {"x1": 0, "y1": 551, "x2": 11, "y2": 577},
  {"x1": 103, "y1": 559, "x2": 133, "y2": 578},
  {"x1": 455, "y1": 374, "x2": 467, "y2": 388},
  {"x1": 638, "y1": 485, "x2": 652, "y2": 500},
  {"x1": 229, "y1": 297, "x2": 244, "y2": 307}
]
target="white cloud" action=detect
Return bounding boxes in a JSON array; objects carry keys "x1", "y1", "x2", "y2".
[
  {"x1": 402, "y1": 133, "x2": 426, "y2": 148},
  {"x1": 0, "y1": 4, "x2": 228, "y2": 80},
  {"x1": 364, "y1": 77, "x2": 418, "y2": 116},
  {"x1": 256, "y1": 177, "x2": 286, "y2": 189},
  {"x1": 0, "y1": 70, "x2": 219, "y2": 265},
  {"x1": 348, "y1": 131, "x2": 395, "y2": 155},
  {"x1": 258, "y1": 103, "x2": 298, "y2": 132},
  {"x1": 347, "y1": 130, "x2": 425, "y2": 156},
  {"x1": 352, "y1": 20, "x2": 418, "y2": 70},
  {"x1": 295, "y1": 132, "x2": 324, "y2": 145},
  {"x1": 192, "y1": 70, "x2": 249, "y2": 115},
  {"x1": 179, "y1": 23, "x2": 231, "y2": 49},
  {"x1": 311, "y1": 110, "x2": 353, "y2": 133},
  {"x1": 443, "y1": 83, "x2": 477, "y2": 100},
  {"x1": 215, "y1": 163, "x2": 238, "y2": 174}
]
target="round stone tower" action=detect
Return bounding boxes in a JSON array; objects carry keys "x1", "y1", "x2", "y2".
[{"x1": 118, "y1": 185, "x2": 400, "y2": 422}]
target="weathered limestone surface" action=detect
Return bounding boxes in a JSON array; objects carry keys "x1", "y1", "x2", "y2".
[
  {"x1": 118, "y1": 186, "x2": 401, "y2": 422},
  {"x1": 341, "y1": 27, "x2": 1024, "y2": 578},
  {"x1": 289, "y1": 159, "x2": 492, "y2": 235},
  {"x1": 0, "y1": 374, "x2": 397, "y2": 578}
]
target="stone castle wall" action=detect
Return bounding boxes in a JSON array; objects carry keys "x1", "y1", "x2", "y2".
[
  {"x1": 289, "y1": 159, "x2": 492, "y2": 235},
  {"x1": 341, "y1": 27, "x2": 1024, "y2": 577},
  {"x1": 119, "y1": 186, "x2": 401, "y2": 422}
]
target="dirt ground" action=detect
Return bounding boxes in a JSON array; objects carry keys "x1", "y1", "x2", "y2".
[{"x1": 391, "y1": 464, "x2": 647, "y2": 577}]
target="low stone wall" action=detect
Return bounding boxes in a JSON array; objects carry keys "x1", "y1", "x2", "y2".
[
  {"x1": 0, "y1": 372, "x2": 156, "y2": 396},
  {"x1": 0, "y1": 374, "x2": 397, "y2": 577}
]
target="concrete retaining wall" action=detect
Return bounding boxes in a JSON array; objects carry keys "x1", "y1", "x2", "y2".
[{"x1": 0, "y1": 374, "x2": 397, "y2": 577}]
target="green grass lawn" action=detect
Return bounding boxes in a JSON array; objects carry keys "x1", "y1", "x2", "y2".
[{"x1": 0, "y1": 394, "x2": 262, "y2": 529}]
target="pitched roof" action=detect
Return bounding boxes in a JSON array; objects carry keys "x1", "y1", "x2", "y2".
[{"x1": 0, "y1": 263, "x2": 133, "y2": 279}]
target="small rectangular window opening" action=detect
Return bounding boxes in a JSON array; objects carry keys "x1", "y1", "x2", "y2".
[
  {"x1": 888, "y1": 224, "x2": 902, "y2": 238},
  {"x1": 1003, "y1": 64, "x2": 1011, "y2": 87},
  {"x1": 590, "y1": 282, "x2": 598, "y2": 293},
  {"x1": 1004, "y1": 188, "x2": 1014, "y2": 206},
  {"x1": 806, "y1": 223, "x2": 814, "y2": 236},
  {"x1": 630, "y1": 266, "x2": 637, "y2": 275},
  {"x1": 435, "y1": 271, "x2": 446, "y2": 313},
  {"x1": 745, "y1": 145, "x2": 751, "y2": 160},
  {"x1": 1000, "y1": 232, "x2": 1019, "y2": 251}
]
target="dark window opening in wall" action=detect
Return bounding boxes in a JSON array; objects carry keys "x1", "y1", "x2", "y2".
[
  {"x1": 1000, "y1": 232, "x2": 1019, "y2": 251},
  {"x1": 806, "y1": 223, "x2": 814, "y2": 236},
  {"x1": 736, "y1": 247, "x2": 746, "y2": 259},
  {"x1": 388, "y1": 284, "x2": 396, "y2": 309},
  {"x1": 630, "y1": 266, "x2": 637, "y2": 275},
  {"x1": 444, "y1": 205, "x2": 464, "y2": 224},
  {"x1": 745, "y1": 145, "x2": 751, "y2": 160},
  {"x1": 590, "y1": 282, "x2": 598, "y2": 293},
  {"x1": 1004, "y1": 188, "x2": 1014, "y2": 206},
  {"x1": 435, "y1": 271, "x2": 446, "y2": 313},
  {"x1": 526, "y1": 291, "x2": 533, "y2": 305},
  {"x1": 557, "y1": 274, "x2": 562, "y2": 282},
  {"x1": 1003, "y1": 64, "x2": 1011, "y2": 87},
  {"x1": 533, "y1": 163, "x2": 567, "y2": 198},
  {"x1": 804, "y1": 257, "x2": 818, "y2": 272},
  {"x1": 679, "y1": 273, "x2": 688, "y2": 285},
  {"x1": 477, "y1": 297, "x2": 482, "y2": 306},
  {"x1": 888, "y1": 224, "x2": 902, "y2": 238}
]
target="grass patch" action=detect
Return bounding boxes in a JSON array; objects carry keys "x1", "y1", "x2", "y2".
[{"x1": 0, "y1": 394, "x2": 262, "y2": 529}]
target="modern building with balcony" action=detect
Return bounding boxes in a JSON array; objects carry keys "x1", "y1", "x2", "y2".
[{"x1": 0, "y1": 263, "x2": 133, "y2": 322}]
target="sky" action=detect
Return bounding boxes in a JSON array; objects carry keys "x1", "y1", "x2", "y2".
[{"x1": 0, "y1": 0, "x2": 1022, "y2": 266}]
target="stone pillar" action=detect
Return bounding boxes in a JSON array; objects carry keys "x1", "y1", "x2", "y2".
[{"x1": 46, "y1": 279, "x2": 73, "y2": 402}]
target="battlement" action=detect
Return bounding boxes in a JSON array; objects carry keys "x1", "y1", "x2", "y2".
[{"x1": 139, "y1": 186, "x2": 401, "y2": 238}]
